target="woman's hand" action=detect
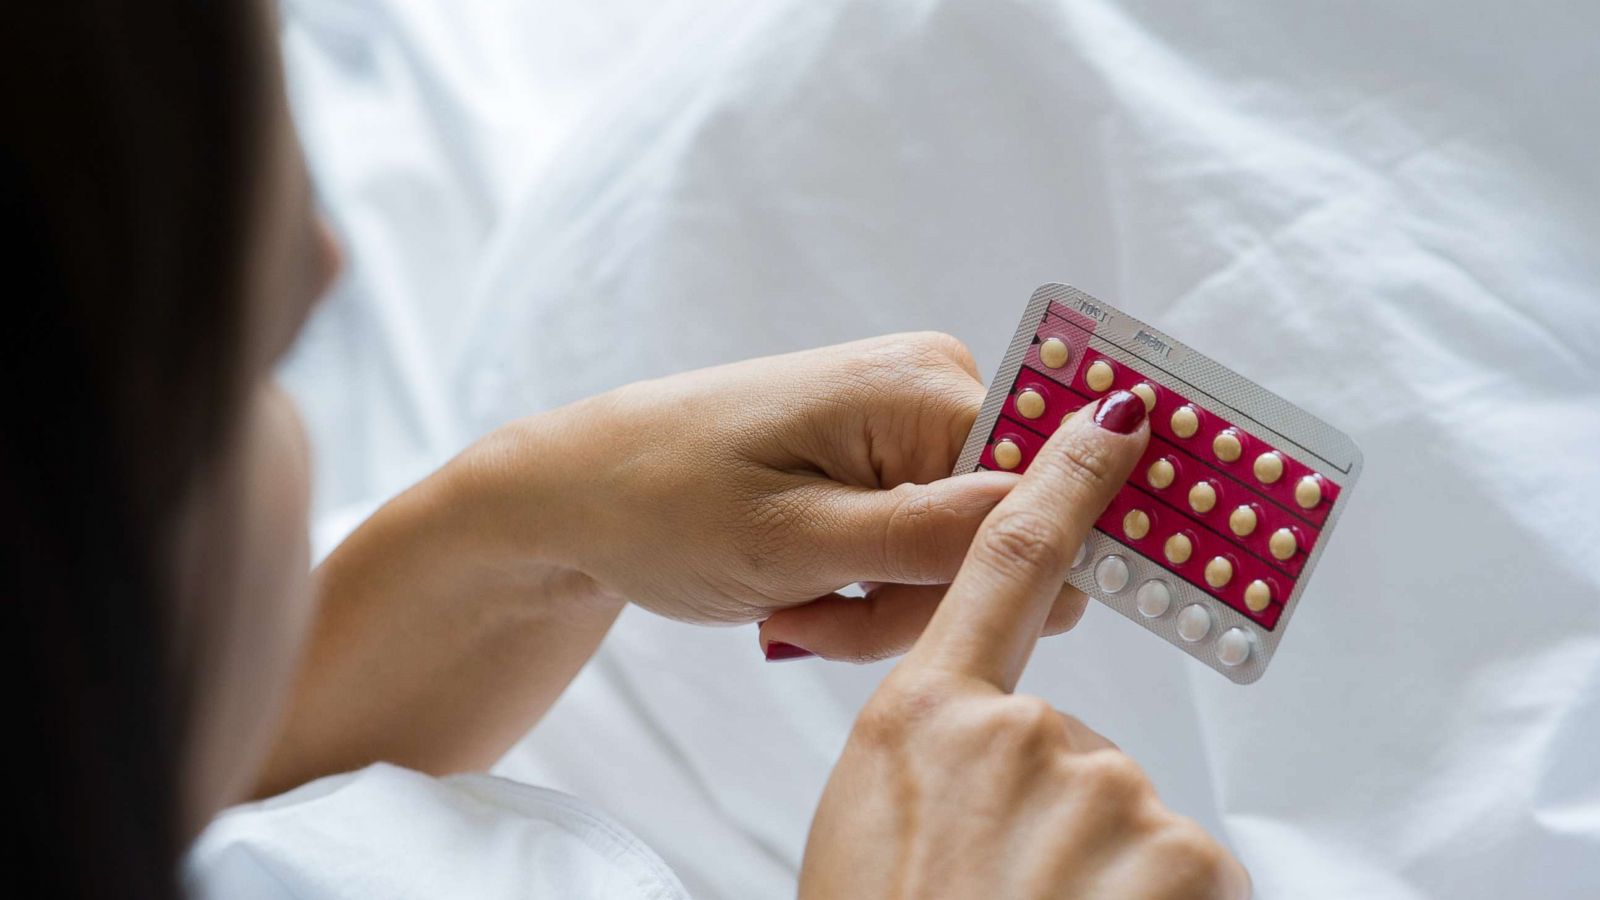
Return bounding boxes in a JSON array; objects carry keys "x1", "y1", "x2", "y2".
[
  {"x1": 799, "y1": 393, "x2": 1251, "y2": 899},
  {"x1": 466, "y1": 332, "x2": 1086, "y2": 653}
]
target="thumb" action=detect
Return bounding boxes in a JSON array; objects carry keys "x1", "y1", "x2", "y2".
[{"x1": 805, "y1": 470, "x2": 1019, "y2": 586}]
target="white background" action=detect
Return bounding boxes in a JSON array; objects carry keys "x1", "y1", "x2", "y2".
[{"x1": 279, "y1": 1, "x2": 1600, "y2": 896}]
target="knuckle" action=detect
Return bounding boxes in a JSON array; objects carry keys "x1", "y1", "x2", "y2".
[
  {"x1": 1037, "y1": 435, "x2": 1120, "y2": 494},
  {"x1": 976, "y1": 508, "x2": 1067, "y2": 573},
  {"x1": 1071, "y1": 749, "x2": 1152, "y2": 806},
  {"x1": 1151, "y1": 819, "x2": 1233, "y2": 887},
  {"x1": 856, "y1": 674, "x2": 946, "y2": 747},
  {"x1": 882, "y1": 486, "x2": 964, "y2": 581},
  {"x1": 987, "y1": 695, "x2": 1064, "y2": 744},
  {"x1": 911, "y1": 331, "x2": 976, "y2": 369}
]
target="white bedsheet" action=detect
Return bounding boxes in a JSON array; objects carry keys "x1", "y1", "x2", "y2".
[{"x1": 279, "y1": 1, "x2": 1600, "y2": 896}]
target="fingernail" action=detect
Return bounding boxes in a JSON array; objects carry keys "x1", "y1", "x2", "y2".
[
  {"x1": 1094, "y1": 390, "x2": 1146, "y2": 434},
  {"x1": 764, "y1": 641, "x2": 815, "y2": 662}
]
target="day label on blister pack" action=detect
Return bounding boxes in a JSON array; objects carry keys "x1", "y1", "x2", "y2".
[{"x1": 954, "y1": 284, "x2": 1362, "y2": 683}]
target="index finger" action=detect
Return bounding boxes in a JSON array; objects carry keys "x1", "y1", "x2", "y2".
[{"x1": 903, "y1": 390, "x2": 1150, "y2": 692}]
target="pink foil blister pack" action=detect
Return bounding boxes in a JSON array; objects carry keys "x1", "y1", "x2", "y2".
[{"x1": 954, "y1": 284, "x2": 1362, "y2": 683}]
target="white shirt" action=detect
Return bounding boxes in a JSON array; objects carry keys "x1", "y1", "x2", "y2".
[{"x1": 187, "y1": 764, "x2": 690, "y2": 899}]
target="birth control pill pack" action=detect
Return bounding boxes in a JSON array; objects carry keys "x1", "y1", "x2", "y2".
[{"x1": 954, "y1": 284, "x2": 1362, "y2": 683}]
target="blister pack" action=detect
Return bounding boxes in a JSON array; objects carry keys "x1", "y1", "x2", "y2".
[{"x1": 954, "y1": 284, "x2": 1362, "y2": 683}]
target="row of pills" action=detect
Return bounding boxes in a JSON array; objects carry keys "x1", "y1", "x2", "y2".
[
  {"x1": 1134, "y1": 477, "x2": 1302, "y2": 560},
  {"x1": 1080, "y1": 548, "x2": 1252, "y2": 667},
  {"x1": 1083, "y1": 358, "x2": 1324, "y2": 508}
]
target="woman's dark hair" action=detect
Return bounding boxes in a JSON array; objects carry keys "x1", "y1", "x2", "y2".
[{"x1": 3, "y1": 2, "x2": 268, "y2": 896}]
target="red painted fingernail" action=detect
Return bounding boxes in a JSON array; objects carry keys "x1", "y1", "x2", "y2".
[
  {"x1": 764, "y1": 641, "x2": 815, "y2": 662},
  {"x1": 1094, "y1": 390, "x2": 1146, "y2": 434}
]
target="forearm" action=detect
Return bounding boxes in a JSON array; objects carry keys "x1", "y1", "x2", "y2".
[{"x1": 254, "y1": 417, "x2": 620, "y2": 797}]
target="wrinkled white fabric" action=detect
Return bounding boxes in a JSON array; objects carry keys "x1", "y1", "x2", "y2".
[
  {"x1": 187, "y1": 765, "x2": 688, "y2": 899},
  {"x1": 278, "y1": 1, "x2": 1600, "y2": 897}
]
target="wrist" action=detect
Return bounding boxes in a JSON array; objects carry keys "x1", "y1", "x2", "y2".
[{"x1": 432, "y1": 401, "x2": 625, "y2": 614}]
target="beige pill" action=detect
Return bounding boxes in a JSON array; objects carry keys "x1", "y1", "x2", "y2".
[
  {"x1": 1146, "y1": 457, "x2": 1176, "y2": 490},
  {"x1": 1244, "y1": 579, "x2": 1272, "y2": 612},
  {"x1": 1254, "y1": 451, "x2": 1285, "y2": 484},
  {"x1": 1123, "y1": 509, "x2": 1151, "y2": 541},
  {"x1": 1213, "y1": 429, "x2": 1242, "y2": 462},
  {"x1": 1188, "y1": 480, "x2": 1217, "y2": 514},
  {"x1": 993, "y1": 439, "x2": 1022, "y2": 470},
  {"x1": 1295, "y1": 474, "x2": 1324, "y2": 508},
  {"x1": 1015, "y1": 389, "x2": 1046, "y2": 419},
  {"x1": 1164, "y1": 533, "x2": 1193, "y2": 565},
  {"x1": 1228, "y1": 505, "x2": 1258, "y2": 537},
  {"x1": 1130, "y1": 382, "x2": 1157, "y2": 412},
  {"x1": 1170, "y1": 405, "x2": 1200, "y2": 439},
  {"x1": 1039, "y1": 337, "x2": 1071, "y2": 369},
  {"x1": 1205, "y1": 556, "x2": 1234, "y2": 589},
  {"x1": 1269, "y1": 527, "x2": 1298, "y2": 560},
  {"x1": 1085, "y1": 360, "x2": 1115, "y2": 393}
]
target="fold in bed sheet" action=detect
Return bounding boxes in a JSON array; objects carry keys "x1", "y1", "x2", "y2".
[{"x1": 279, "y1": 1, "x2": 1600, "y2": 897}]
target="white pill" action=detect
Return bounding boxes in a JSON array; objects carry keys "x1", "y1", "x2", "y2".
[
  {"x1": 1188, "y1": 481, "x2": 1217, "y2": 514},
  {"x1": 1086, "y1": 360, "x2": 1115, "y2": 393},
  {"x1": 1095, "y1": 555, "x2": 1131, "y2": 594},
  {"x1": 1254, "y1": 451, "x2": 1284, "y2": 484},
  {"x1": 1122, "y1": 509, "x2": 1151, "y2": 541},
  {"x1": 1212, "y1": 429, "x2": 1242, "y2": 462},
  {"x1": 1039, "y1": 337, "x2": 1071, "y2": 369},
  {"x1": 1015, "y1": 389, "x2": 1046, "y2": 419},
  {"x1": 1295, "y1": 474, "x2": 1324, "y2": 508},
  {"x1": 993, "y1": 439, "x2": 1022, "y2": 470},
  {"x1": 1147, "y1": 457, "x2": 1176, "y2": 490},
  {"x1": 1130, "y1": 382, "x2": 1157, "y2": 412},
  {"x1": 1072, "y1": 541, "x2": 1089, "y2": 569},
  {"x1": 1217, "y1": 628, "x2": 1251, "y2": 666},
  {"x1": 1228, "y1": 505, "x2": 1258, "y2": 537},
  {"x1": 1136, "y1": 580, "x2": 1173, "y2": 618},
  {"x1": 1177, "y1": 604, "x2": 1212, "y2": 642},
  {"x1": 1170, "y1": 405, "x2": 1200, "y2": 439}
]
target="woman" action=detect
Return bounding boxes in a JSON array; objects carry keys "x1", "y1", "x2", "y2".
[{"x1": 7, "y1": 2, "x2": 1247, "y2": 897}]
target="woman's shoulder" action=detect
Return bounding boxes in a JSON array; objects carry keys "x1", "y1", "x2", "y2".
[{"x1": 186, "y1": 763, "x2": 689, "y2": 899}]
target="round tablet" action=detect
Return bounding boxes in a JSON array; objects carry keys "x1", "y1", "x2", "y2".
[
  {"x1": 1146, "y1": 457, "x2": 1176, "y2": 490},
  {"x1": 1072, "y1": 541, "x2": 1089, "y2": 569},
  {"x1": 1015, "y1": 388, "x2": 1046, "y2": 419},
  {"x1": 1163, "y1": 533, "x2": 1193, "y2": 565},
  {"x1": 1269, "y1": 527, "x2": 1298, "y2": 560},
  {"x1": 1122, "y1": 509, "x2": 1151, "y2": 541},
  {"x1": 1254, "y1": 451, "x2": 1284, "y2": 484},
  {"x1": 1136, "y1": 580, "x2": 1172, "y2": 618},
  {"x1": 1217, "y1": 628, "x2": 1251, "y2": 667},
  {"x1": 1204, "y1": 556, "x2": 1233, "y2": 588},
  {"x1": 1212, "y1": 429, "x2": 1242, "y2": 462},
  {"x1": 1188, "y1": 481, "x2": 1217, "y2": 514},
  {"x1": 1095, "y1": 555, "x2": 1131, "y2": 594},
  {"x1": 1039, "y1": 337, "x2": 1071, "y2": 369},
  {"x1": 1085, "y1": 360, "x2": 1115, "y2": 393},
  {"x1": 1295, "y1": 474, "x2": 1324, "y2": 509},
  {"x1": 1170, "y1": 405, "x2": 1200, "y2": 439},
  {"x1": 1244, "y1": 579, "x2": 1272, "y2": 612},
  {"x1": 1176, "y1": 604, "x2": 1212, "y2": 642},
  {"x1": 1130, "y1": 382, "x2": 1157, "y2": 412},
  {"x1": 993, "y1": 439, "x2": 1022, "y2": 470},
  {"x1": 1228, "y1": 505, "x2": 1258, "y2": 537}
]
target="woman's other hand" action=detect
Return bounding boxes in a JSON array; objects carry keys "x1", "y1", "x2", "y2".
[
  {"x1": 798, "y1": 393, "x2": 1251, "y2": 899},
  {"x1": 464, "y1": 332, "x2": 1086, "y2": 650}
]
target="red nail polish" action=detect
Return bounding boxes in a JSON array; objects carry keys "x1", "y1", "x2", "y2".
[
  {"x1": 764, "y1": 641, "x2": 815, "y2": 662},
  {"x1": 1094, "y1": 390, "x2": 1146, "y2": 434}
]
